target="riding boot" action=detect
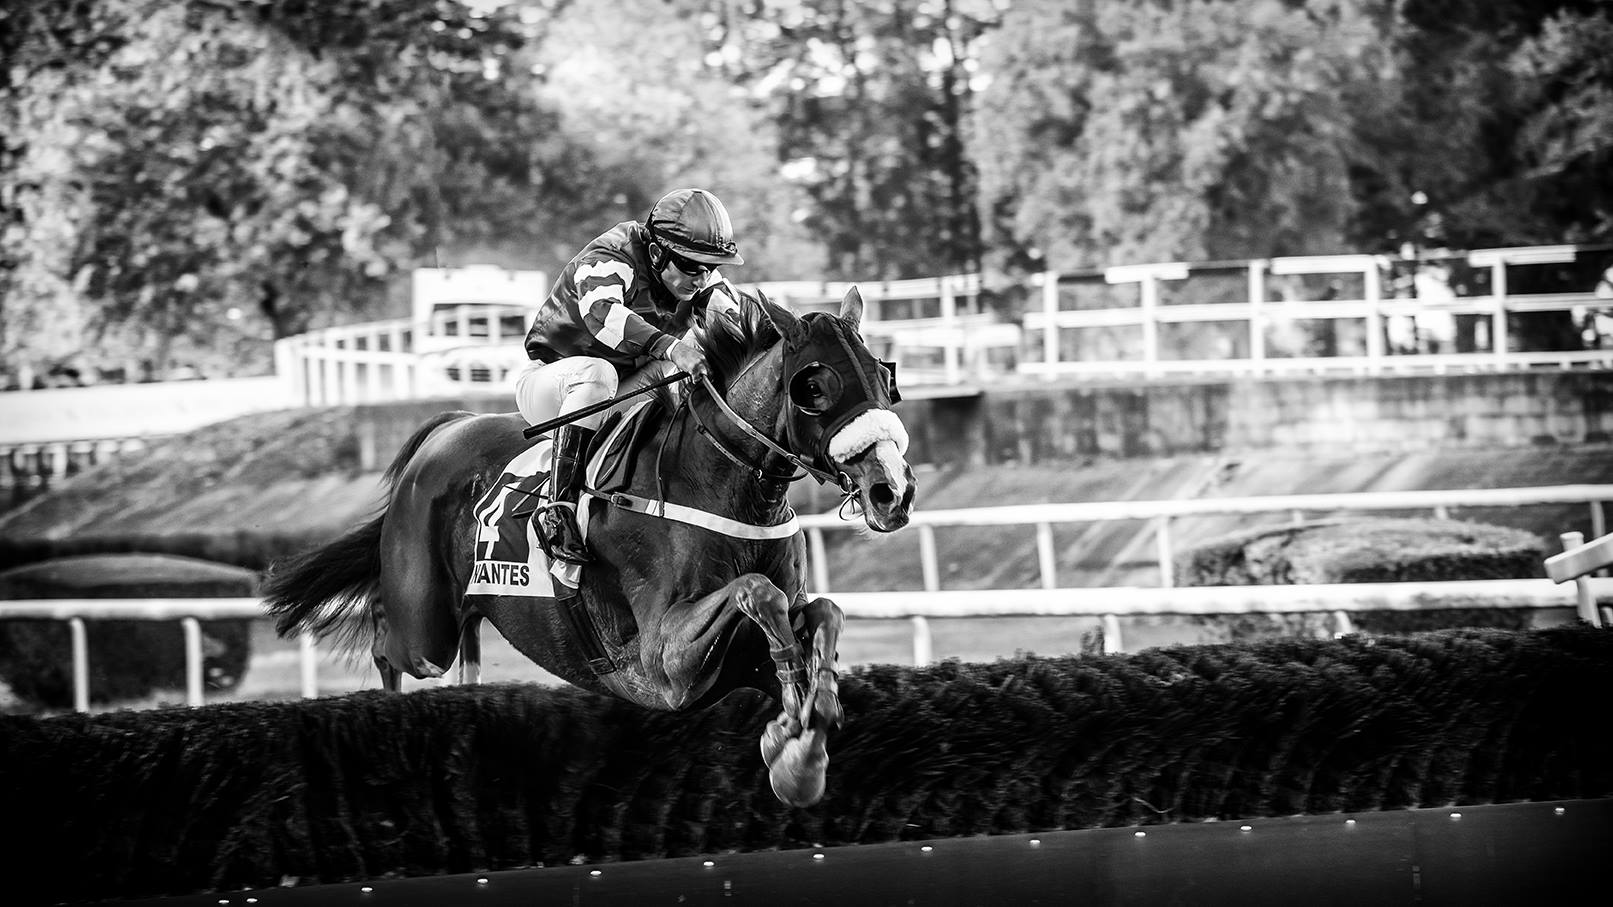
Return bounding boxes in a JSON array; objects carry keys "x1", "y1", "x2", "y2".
[{"x1": 536, "y1": 423, "x2": 597, "y2": 565}]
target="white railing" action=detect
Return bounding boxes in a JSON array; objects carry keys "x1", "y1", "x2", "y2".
[
  {"x1": 2, "y1": 574, "x2": 1602, "y2": 712},
  {"x1": 267, "y1": 243, "x2": 1611, "y2": 406},
  {"x1": 7, "y1": 245, "x2": 1608, "y2": 438},
  {"x1": 833, "y1": 578, "x2": 1605, "y2": 665},
  {"x1": 798, "y1": 484, "x2": 1613, "y2": 596},
  {"x1": 0, "y1": 599, "x2": 310, "y2": 713},
  {"x1": 271, "y1": 271, "x2": 1017, "y2": 406},
  {"x1": 1024, "y1": 244, "x2": 1613, "y2": 379}
]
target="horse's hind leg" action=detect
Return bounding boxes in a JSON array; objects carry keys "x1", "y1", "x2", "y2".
[{"x1": 457, "y1": 613, "x2": 484, "y2": 685}]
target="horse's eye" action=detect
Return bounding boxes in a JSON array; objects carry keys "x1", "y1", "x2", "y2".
[{"x1": 790, "y1": 363, "x2": 841, "y2": 415}]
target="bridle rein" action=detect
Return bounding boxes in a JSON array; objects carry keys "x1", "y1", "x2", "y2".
[{"x1": 687, "y1": 373, "x2": 851, "y2": 492}]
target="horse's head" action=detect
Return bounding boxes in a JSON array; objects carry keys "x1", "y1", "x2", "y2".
[{"x1": 760, "y1": 287, "x2": 916, "y2": 532}]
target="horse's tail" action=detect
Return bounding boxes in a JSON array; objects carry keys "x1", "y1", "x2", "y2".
[{"x1": 262, "y1": 410, "x2": 473, "y2": 652}]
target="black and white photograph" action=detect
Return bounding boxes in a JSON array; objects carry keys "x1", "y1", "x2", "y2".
[{"x1": 1, "y1": 1, "x2": 1610, "y2": 904}]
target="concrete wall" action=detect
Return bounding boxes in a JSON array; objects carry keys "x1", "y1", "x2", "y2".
[
  {"x1": 887, "y1": 372, "x2": 1613, "y2": 466},
  {"x1": 214, "y1": 371, "x2": 1613, "y2": 475}
]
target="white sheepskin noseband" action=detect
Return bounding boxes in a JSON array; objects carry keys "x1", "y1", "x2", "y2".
[{"x1": 828, "y1": 409, "x2": 910, "y2": 463}]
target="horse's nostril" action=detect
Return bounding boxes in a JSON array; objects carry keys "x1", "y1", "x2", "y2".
[{"x1": 870, "y1": 483, "x2": 895, "y2": 506}]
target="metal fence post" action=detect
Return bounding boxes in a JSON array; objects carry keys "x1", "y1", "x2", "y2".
[
  {"x1": 182, "y1": 617, "x2": 204, "y2": 706},
  {"x1": 1101, "y1": 614, "x2": 1124, "y2": 654},
  {"x1": 1155, "y1": 518, "x2": 1174, "y2": 588},
  {"x1": 1041, "y1": 271, "x2": 1060, "y2": 377},
  {"x1": 69, "y1": 617, "x2": 89, "y2": 713},
  {"x1": 919, "y1": 524, "x2": 940, "y2": 592},
  {"x1": 911, "y1": 616, "x2": 933, "y2": 666},
  {"x1": 1561, "y1": 531, "x2": 1603, "y2": 627},
  {"x1": 808, "y1": 527, "x2": 829, "y2": 595},
  {"x1": 300, "y1": 631, "x2": 320, "y2": 699},
  {"x1": 1036, "y1": 522, "x2": 1057, "y2": 590}
]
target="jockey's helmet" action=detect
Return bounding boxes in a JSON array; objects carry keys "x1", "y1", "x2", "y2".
[{"x1": 647, "y1": 188, "x2": 744, "y2": 266}]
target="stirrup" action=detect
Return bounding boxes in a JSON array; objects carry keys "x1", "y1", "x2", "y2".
[{"x1": 537, "y1": 501, "x2": 592, "y2": 565}]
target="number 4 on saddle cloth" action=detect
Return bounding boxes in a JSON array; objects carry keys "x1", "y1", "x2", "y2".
[{"x1": 468, "y1": 400, "x2": 654, "y2": 601}]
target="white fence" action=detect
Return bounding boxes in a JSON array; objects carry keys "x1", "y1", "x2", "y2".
[
  {"x1": 1, "y1": 576, "x2": 1601, "y2": 713},
  {"x1": 270, "y1": 271, "x2": 1013, "y2": 407},
  {"x1": 5, "y1": 244, "x2": 1610, "y2": 450},
  {"x1": 797, "y1": 484, "x2": 1613, "y2": 595},
  {"x1": 4, "y1": 483, "x2": 1609, "y2": 712},
  {"x1": 268, "y1": 242, "x2": 1613, "y2": 408},
  {"x1": 1023, "y1": 245, "x2": 1613, "y2": 379}
]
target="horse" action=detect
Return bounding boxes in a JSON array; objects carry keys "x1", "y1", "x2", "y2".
[{"x1": 262, "y1": 287, "x2": 916, "y2": 807}]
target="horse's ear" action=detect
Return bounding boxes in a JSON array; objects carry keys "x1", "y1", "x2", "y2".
[
  {"x1": 758, "y1": 289, "x2": 806, "y2": 348},
  {"x1": 839, "y1": 285, "x2": 864, "y2": 333}
]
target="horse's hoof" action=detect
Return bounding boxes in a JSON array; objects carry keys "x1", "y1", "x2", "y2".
[
  {"x1": 767, "y1": 728, "x2": 828, "y2": 807},
  {"x1": 760, "y1": 716, "x2": 792, "y2": 765}
]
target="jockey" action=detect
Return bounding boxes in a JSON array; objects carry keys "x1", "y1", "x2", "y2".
[{"x1": 515, "y1": 187, "x2": 746, "y2": 564}]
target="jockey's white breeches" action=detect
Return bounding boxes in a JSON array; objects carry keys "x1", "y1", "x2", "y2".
[
  {"x1": 513, "y1": 357, "x2": 618, "y2": 431},
  {"x1": 514, "y1": 356, "x2": 683, "y2": 432}
]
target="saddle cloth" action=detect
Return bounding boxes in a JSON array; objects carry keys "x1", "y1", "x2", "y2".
[{"x1": 464, "y1": 400, "x2": 657, "y2": 602}]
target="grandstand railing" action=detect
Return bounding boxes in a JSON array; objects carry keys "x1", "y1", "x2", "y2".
[
  {"x1": 5, "y1": 483, "x2": 1609, "y2": 711},
  {"x1": 265, "y1": 242, "x2": 1613, "y2": 406},
  {"x1": 5, "y1": 243, "x2": 1610, "y2": 453}
]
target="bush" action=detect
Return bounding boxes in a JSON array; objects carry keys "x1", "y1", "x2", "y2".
[
  {"x1": 1176, "y1": 518, "x2": 1549, "y2": 636},
  {"x1": 0, "y1": 554, "x2": 256, "y2": 709}
]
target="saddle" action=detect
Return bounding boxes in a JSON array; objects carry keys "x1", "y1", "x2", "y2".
[{"x1": 464, "y1": 401, "x2": 663, "y2": 671}]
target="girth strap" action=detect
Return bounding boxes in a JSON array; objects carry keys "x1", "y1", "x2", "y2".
[
  {"x1": 600, "y1": 489, "x2": 801, "y2": 540},
  {"x1": 556, "y1": 588, "x2": 615, "y2": 675}
]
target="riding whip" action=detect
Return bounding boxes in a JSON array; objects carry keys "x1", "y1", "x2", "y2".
[{"x1": 520, "y1": 370, "x2": 690, "y2": 439}]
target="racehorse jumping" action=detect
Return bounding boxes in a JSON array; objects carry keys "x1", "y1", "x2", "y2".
[{"x1": 262, "y1": 287, "x2": 916, "y2": 806}]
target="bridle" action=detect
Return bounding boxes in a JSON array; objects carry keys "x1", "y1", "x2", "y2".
[{"x1": 685, "y1": 369, "x2": 853, "y2": 493}]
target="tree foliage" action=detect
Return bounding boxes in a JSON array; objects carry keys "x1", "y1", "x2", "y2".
[
  {"x1": 970, "y1": 0, "x2": 1398, "y2": 272},
  {"x1": 2, "y1": 0, "x2": 1610, "y2": 383},
  {"x1": 703, "y1": 0, "x2": 998, "y2": 280},
  {"x1": 4, "y1": 0, "x2": 552, "y2": 381},
  {"x1": 970, "y1": 0, "x2": 1613, "y2": 276}
]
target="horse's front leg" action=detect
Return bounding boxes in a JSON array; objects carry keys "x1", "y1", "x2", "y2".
[
  {"x1": 756, "y1": 595, "x2": 845, "y2": 807},
  {"x1": 650, "y1": 573, "x2": 828, "y2": 806},
  {"x1": 725, "y1": 574, "x2": 833, "y2": 807},
  {"x1": 798, "y1": 595, "x2": 845, "y2": 730}
]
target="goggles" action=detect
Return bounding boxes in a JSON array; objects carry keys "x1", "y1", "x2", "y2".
[{"x1": 663, "y1": 249, "x2": 716, "y2": 277}]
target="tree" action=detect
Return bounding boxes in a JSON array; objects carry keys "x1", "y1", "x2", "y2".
[
  {"x1": 970, "y1": 0, "x2": 1397, "y2": 275},
  {"x1": 1, "y1": 0, "x2": 139, "y2": 385},
  {"x1": 4, "y1": 0, "x2": 554, "y2": 381},
  {"x1": 699, "y1": 0, "x2": 999, "y2": 280}
]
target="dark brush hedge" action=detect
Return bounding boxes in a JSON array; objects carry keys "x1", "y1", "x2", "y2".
[
  {"x1": 0, "y1": 555, "x2": 256, "y2": 707},
  {"x1": 1177, "y1": 517, "x2": 1549, "y2": 635},
  {"x1": 1178, "y1": 518, "x2": 1545, "y2": 586},
  {"x1": 2, "y1": 627, "x2": 1610, "y2": 904}
]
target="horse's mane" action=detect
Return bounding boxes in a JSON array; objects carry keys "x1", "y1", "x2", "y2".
[{"x1": 695, "y1": 289, "x2": 783, "y2": 394}]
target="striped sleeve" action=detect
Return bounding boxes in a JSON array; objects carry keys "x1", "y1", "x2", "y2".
[{"x1": 573, "y1": 257, "x2": 671, "y2": 355}]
